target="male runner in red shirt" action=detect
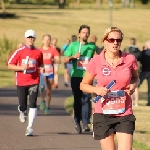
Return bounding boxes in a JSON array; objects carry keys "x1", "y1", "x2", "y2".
[{"x1": 8, "y1": 29, "x2": 44, "y2": 136}]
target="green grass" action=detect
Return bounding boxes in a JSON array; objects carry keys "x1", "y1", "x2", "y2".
[
  {"x1": 133, "y1": 140, "x2": 150, "y2": 150},
  {"x1": 0, "y1": 63, "x2": 14, "y2": 88},
  {"x1": 64, "y1": 96, "x2": 74, "y2": 115}
]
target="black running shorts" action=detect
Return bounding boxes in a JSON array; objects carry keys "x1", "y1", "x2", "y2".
[{"x1": 93, "y1": 113, "x2": 136, "y2": 140}]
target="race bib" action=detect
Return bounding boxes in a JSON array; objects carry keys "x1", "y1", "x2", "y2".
[
  {"x1": 77, "y1": 56, "x2": 90, "y2": 70},
  {"x1": 101, "y1": 90, "x2": 126, "y2": 114},
  {"x1": 22, "y1": 58, "x2": 36, "y2": 73},
  {"x1": 43, "y1": 64, "x2": 54, "y2": 76}
]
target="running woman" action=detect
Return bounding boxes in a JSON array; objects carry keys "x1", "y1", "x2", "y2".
[
  {"x1": 7, "y1": 29, "x2": 44, "y2": 136},
  {"x1": 80, "y1": 27, "x2": 139, "y2": 150},
  {"x1": 39, "y1": 34, "x2": 60, "y2": 115}
]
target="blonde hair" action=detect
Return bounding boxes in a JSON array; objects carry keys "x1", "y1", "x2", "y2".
[
  {"x1": 101, "y1": 27, "x2": 124, "y2": 42},
  {"x1": 42, "y1": 34, "x2": 51, "y2": 39}
]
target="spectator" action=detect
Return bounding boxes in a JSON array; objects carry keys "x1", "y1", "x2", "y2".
[
  {"x1": 71, "y1": 34, "x2": 77, "y2": 42},
  {"x1": 139, "y1": 40, "x2": 150, "y2": 106},
  {"x1": 124, "y1": 38, "x2": 141, "y2": 106}
]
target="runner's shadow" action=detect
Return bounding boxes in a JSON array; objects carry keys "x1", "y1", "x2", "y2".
[
  {"x1": 57, "y1": 132, "x2": 93, "y2": 135},
  {"x1": 42, "y1": 132, "x2": 93, "y2": 136},
  {"x1": 135, "y1": 131, "x2": 148, "y2": 134}
]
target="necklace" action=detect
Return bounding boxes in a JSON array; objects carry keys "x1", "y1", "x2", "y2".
[
  {"x1": 106, "y1": 57, "x2": 119, "y2": 67},
  {"x1": 110, "y1": 63, "x2": 114, "y2": 66},
  {"x1": 105, "y1": 51, "x2": 121, "y2": 67}
]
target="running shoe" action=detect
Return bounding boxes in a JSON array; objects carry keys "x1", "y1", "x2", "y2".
[
  {"x1": 45, "y1": 107, "x2": 50, "y2": 115},
  {"x1": 52, "y1": 84, "x2": 58, "y2": 89},
  {"x1": 39, "y1": 101, "x2": 46, "y2": 110},
  {"x1": 18, "y1": 106, "x2": 27, "y2": 123},
  {"x1": 64, "y1": 82, "x2": 69, "y2": 87},
  {"x1": 25, "y1": 127, "x2": 33, "y2": 136},
  {"x1": 82, "y1": 124, "x2": 90, "y2": 132},
  {"x1": 74, "y1": 122, "x2": 82, "y2": 134}
]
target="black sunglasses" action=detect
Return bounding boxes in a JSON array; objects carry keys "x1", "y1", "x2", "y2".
[
  {"x1": 107, "y1": 38, "x2": 122, "y2": 43},
  {"x1": 27, "y1": 36, "x2": 35, "y2": 38}
]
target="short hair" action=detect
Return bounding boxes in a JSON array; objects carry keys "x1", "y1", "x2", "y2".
[
  {"x1": 71, "y1": 35, "x2": 77, "y2": 42},
  {"x1": 78, "y1": 25, "x2": 90, "y2": 35},
  {"x1": 130, "y1": 38, "x2": 136, "y2": 45},
  {"x1": 90, "y1": 35, "x2": 97, "y2": 43},
  {"x1": 101, "y1": 27, "x2": 124, "y2": 42}
]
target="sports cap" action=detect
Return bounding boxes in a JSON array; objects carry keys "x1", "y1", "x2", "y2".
[{"x1": 25, "y1": 29, "x2": 36, "y2": 38}]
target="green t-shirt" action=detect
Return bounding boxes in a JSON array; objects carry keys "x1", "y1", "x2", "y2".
[{"x1": 64, "y1": 41, "x2": 96, "y2": 77}]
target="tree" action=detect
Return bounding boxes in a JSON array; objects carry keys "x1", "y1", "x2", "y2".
[
  {"x1": 0, "y1": 0, "x2": 6, "y2": 12},
  {"x1": 96, "y1": 0, "x2": 102, "y2": 8},
  {"x1": 76, "y1": 0, "x2": 80, "y2": 6}
]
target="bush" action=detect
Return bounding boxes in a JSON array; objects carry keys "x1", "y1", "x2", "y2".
[
  {"x1": 141, "y1": 0, "x2": 149, "y2": 4},
  {"x1": 0, "y1": 36, "x2": 17, "y2": 63}
]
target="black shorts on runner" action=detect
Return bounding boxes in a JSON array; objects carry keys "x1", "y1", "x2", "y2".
[{"x1": 93, "y1": 113, "x2": 136, "y2": 140}]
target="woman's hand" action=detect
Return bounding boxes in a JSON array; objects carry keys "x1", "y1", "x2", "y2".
[
  {"x1": 124, "y1": 84, "x2": 136, "y2": 95},
  {"x1": 94, "y1": 86, "x2": 110, "y2": 97}
]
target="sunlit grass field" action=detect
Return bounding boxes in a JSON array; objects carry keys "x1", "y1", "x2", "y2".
[{"x1": 0, "y1": 7, "x2": 150, "y2": 49}]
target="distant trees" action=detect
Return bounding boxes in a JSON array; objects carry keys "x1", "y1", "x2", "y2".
[
  {"x1": 121, "y1": 0, "x2": 135, "y2": 8},
  {"x1": 0, "y1": 0, "x2": 149, "y2": 10},
  {"x1": 141, "y1": 0, "x2": 149, "y2": 4},
  {"x1": 0, "y1": 0, "x2": 6, "y2": 12}
]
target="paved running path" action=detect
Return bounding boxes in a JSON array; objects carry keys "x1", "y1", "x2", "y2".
[{"x1": 0, "y1": 75, "x2": 100, "y2": 150}]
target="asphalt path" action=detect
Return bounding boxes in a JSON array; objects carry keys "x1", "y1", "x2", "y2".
[{"x1": 0, "y1": 75, "x2": 100, "y2": 150}]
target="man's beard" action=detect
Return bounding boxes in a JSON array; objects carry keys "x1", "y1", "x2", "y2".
[{"x1": 82, "y1": 37, "x2": 88, "y2": 42}]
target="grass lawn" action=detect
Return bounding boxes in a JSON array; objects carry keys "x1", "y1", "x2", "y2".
[{"x1": 0, "y1": 7, "x2": 150, "y2": 50}]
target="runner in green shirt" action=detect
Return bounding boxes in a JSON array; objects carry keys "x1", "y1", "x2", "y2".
[{"x1": 64, "y1": 25, "x2": 96, "y2": 134}]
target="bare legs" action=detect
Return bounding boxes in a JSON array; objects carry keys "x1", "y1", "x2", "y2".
[
  {"x1": 53, "y1": 63, "x2": 59, "y2": 88},
  {"x1": 99, "y1": 133, "x2": 133, "y2": 150}
]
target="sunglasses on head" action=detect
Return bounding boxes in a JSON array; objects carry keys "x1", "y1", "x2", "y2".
[{"x1": 107, "y1": 38, "x2": 122, "y2": 43}]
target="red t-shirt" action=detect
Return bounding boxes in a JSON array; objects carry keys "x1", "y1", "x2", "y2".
[
  {"x1": 39, "y1": 46, "x2": 60, "y2": 76},
  {"x1": 86, "y1": 50, "x2": 138, "y2": 116},
  {"x1": 8, "y1": 45, "x2": 43, "y2": 86},
  {"x1": 39, "y1": 46, "x2": 60, "y2": 65}
]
